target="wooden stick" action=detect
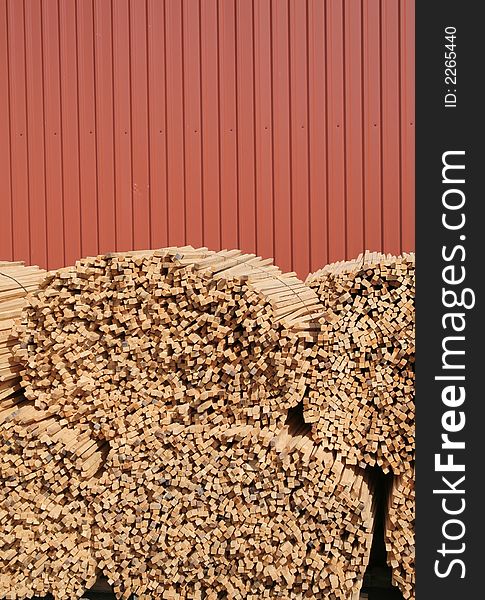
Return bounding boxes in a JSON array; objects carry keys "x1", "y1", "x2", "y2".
[
  {"x1": 385, "y1": 469, "x2": 415, "y2": 600},
  {"x1": 304, "y1": 252, "x2": 415, "y2": 475}
]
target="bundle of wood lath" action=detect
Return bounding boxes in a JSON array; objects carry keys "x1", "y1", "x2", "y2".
[
  {"x1": 2, "y1": 251, "x2": 374, "y2": 599},
  {"x1": 0, "y1": 263, "x2": 97, "y2": 598},
  {"x1": 0, "y1": 262, "x2": 46, "y2": 406},
  {"x1": 385, "y1": 469, "x2": 415, "y2": 599},
  {"x1": 0, "y1": 404, "x2": 100, "y2": 599},
  {"x1": 1, "y1": 404, "x2": 374, "y2": 600},
  {"x1": 0, "y1": 249, "x2": 415, "y2": 599},
  {"x1": 93, "y1": 414, "x2": 375, "y2": 599},
  {"x1": 305, "y1": 251, "x2": 415, "y2": 600},
  {"x1": 15, "y1": 248, "x2": 322, "y2": 438},
  {"x1": 305, "y1": 252, "x2": 415, "y2": 474}
]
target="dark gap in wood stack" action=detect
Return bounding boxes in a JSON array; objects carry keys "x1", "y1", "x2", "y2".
[
  {"x1": 361, "y1": 468, "x2": 404, "y2": 599},
  {"x1": 285, "y1": 399, "x2": 306, "y2": 428}
]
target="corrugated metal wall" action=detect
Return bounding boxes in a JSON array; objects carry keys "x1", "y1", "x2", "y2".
[{"x1": 0, "y1": 0, "x2": 414, "y2": 278}]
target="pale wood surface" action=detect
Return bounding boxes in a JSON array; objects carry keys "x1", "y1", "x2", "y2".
[
  {"x1": 385, "y1": 469, "x2": 415, "y2": 600},
  {"x1": 2, "y1": 250, "x2": 375, "y2": 599},
  {"x1": 305, "y1": 252, "x2": 415, "y2": 475},
  {"x1": 0, "y1": 250, "x2": 415, "y2": 599}
]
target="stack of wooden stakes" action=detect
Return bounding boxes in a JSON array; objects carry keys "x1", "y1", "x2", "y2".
[
  {"x1": 15, "y1": 247, "x2": 320, "y2": 438},
  {"x1": 0, "y1": 404, "x2": 101, "y2": 599},
  {"x1": 1, "y1": 248, "x2": 377, "y2": 599},
  {"x1": 385, "y1": 469, "x2": 414, "y2": 599},
  {"x1": 304, "y1": 251, "x2": 415, "y2": 473},
  {"x1": 92, "y1": 414, "x2": 375, "y2": 599},
  {"x1": 0, "y1": 263, "x2": 98, "y2": 598},
  {"x1": 305, "y1": 251, "x2": 415, "y2": 599},
  {"x1": 0, "y1": 262, "x2": 46, "y2": 406}
]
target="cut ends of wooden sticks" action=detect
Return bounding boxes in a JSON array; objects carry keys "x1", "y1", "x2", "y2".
[
  {"x1": 0, "y1": 249, "x2": 415, "y2": 600},
  {"x1": 93, "y1": 414, "x2": 375, "y2": 599},
  {"x1": 14, "y1": 247, "x2": 322, "y2": 440},
  {"x1": 0, "y1": 401, "x2": 99, "y2": 600},
  {"x1": 385, "y1": 469, "x2": 415, "y2": 600},
  {"x1": 0, "y1": 403, "x2": 376, "y2": 599},
  {"x1": 0, "y1": 262, "x2": 46, "y2": 406},
  {"x1": 305, "y1": 250, "x2": 416, "y2": 600},
  {"x1": 305, "y1": 251, "x2": 415, "y2": 475}
]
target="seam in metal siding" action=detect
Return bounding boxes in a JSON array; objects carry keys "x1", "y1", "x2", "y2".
[{"x1": 0, "y1": 0, "x2": 414, "y2": 278}]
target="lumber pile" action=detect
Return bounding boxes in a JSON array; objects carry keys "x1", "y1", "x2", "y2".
[
  {"x1": 304, "y1": 251, "x2": 415, "y2": 598},
  {"x1": 14, "y1": 247, "x2": 323, "y2": 440},
  {"x1": 0, "y1": 403, "x2": 100, "y2": 599},
  {"x1": 305, "y1": 252, "x2": 415, "y2": 474},
  {"x1": 8, "y1": 247, "x2": 378, "y2": 598},
  {"x1": 0, "y1": 405, "x2": 375, "y2": 599},
  {"x1": 0, "y1": 262, "x2": 46, "y2": 407},
  {"x1": 92, "y1": 411, "x2": 375, "y2": 599},
  {"x1": 385, "y1": 469, "x2": 415, "y2": 599},
  {"x1": 0, "y1": 248, "x2": 419, "y2": 599}
]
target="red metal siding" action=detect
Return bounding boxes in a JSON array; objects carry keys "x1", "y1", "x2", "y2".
[{"x1": 0, "y1": 0, "x2": 414, "y2": 278}]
